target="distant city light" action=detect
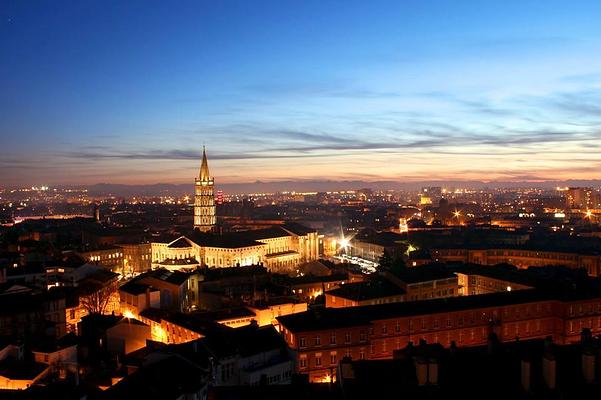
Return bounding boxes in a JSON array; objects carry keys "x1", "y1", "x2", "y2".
[{"x1": 399, "y1": 218, "x2": 409, "y2": 233}]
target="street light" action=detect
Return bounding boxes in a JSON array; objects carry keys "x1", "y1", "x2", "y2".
[{"x1": 339, "y1": 237, "x2": 350, "y2": 254}]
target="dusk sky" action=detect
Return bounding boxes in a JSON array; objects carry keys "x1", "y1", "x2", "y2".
[{"x1": 1, "y1": 0, "x2": 601, "y2": 187}]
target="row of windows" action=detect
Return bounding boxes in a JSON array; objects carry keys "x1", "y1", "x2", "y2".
[
  {"x1": 292, "y1": 310, "x2": 601, "y2": 369},
  {"x1": 299, "y1": 331, "x2": 367, "y2": 348},
  {"x1": 488, "y1": 250, "x2": 578, "y2": 261},
  {"x1": 251, "y1": 370, "x2": 292, "y2": 385},
  {"x1": 222, "y1": 317, "x2": 253, "y2": 326},
  {"x1": 88, "y1": 252, "x2": 123, "y2": 262},
  {"x1": 299, "y1": 349, "x2": 366, "y2": 369},
  {"x1": 568, "y1": 303, "x2": 601, "y2": 316},
  {"x1": 294, "y1": 301, "x2": 601, "y2": 351},
  {"x1": 220, "y1": 362, "x2": 234, "y2": 382},
  {"x1": 294, "y1": 315, "x2": 601, "y2": 365},
  {"x1": 407, "y1": 288, "x2": 455, "y2": 301},
  {"x1": 436, "y1": 249, "x2": 593, "y2": 265},
  {"x1": 568, "y1": 318, "x2": 601, "y2": 333}
]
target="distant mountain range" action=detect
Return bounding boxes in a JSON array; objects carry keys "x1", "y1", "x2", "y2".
[{"x1": 79, "y1": 180, "x2": 601, "y2": 197}]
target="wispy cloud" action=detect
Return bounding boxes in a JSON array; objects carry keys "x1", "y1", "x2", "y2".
[{"x1": 242, "y1": 82, "x2": 402, "y2": 99}]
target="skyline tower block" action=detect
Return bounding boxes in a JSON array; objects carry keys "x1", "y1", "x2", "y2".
[{"x1": 194, "y1": 146, "x2": 216, "y2": 232}]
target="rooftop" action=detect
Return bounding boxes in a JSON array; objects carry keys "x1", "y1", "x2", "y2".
[
  {"x1": 140, "y1": 308, "x2": 231, "y2": 336},
  {"x1": 326, "y1": 276, "x2": 405, "y2": 301},
  {"x1": 0, "y1": 358, "x2": 49, "y2": 380},
  {"x1": 286, "y1": 273, "x2": 349, "y2": 286},
  {"x1": 186, "y1": 223, "x2": 317, "y2": 249},
  {"x1": 201, "y1": 324, "x2": 287, "y2": 359},
  {"x1": 386, "y1": 264, "x2": 457, "y2": 284},
  {"x1": 339, "y1": 333, "x2": 601, "y2": 399},
  {"x1": 141, "y1": 268, "x2": 191, "y2": 285},
  {"x1": 167, "y1": 237, "x2": 193, "y2": 248},
  {"x1": 103, "y1": 355, "x2": 207, "y2": 399},
  {"x1": 119, "y1": 281, "x2": 159, "y2": 296},
  {"x1": 278, "y1": 283, "x2": 601, "y2": 333}
]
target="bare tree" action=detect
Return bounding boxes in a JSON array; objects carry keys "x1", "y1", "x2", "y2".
[{"x1": 79, "y1": 282, "x2": 116, "y2": 315}]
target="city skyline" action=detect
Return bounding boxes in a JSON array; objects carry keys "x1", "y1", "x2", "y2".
[{"x1": 2, "y1": 1, "x2": 601, "y2": 186}]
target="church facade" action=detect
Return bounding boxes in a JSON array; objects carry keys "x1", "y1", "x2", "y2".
[
  {"x1": 150, "y1": 148, "x2": 320, "y2": 273},
  {"x1": 151, "y1": 224, "x2": 319, "y2": 273}
]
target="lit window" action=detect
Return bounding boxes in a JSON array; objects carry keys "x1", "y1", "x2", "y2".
[{"x1": 315, "y1": 355, "x2": 322, "y2": 366}]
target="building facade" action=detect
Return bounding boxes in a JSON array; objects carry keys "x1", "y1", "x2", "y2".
[
  {"x1": 278, "y1": 292, "x2": 601, "y2": 382},
  {"x1": 150, "y1": 224, "x2": 320, "y2": 273},
  {"x1": 431, "y1": 247, "x2": 601, "y2": 277}
]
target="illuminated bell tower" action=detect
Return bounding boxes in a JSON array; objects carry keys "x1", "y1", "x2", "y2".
[{"x1": 194, "y1": 146, "x2": 216, "y2": 232}]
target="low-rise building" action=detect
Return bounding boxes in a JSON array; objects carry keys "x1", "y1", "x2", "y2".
[
  {"x1": 288, "y1": 273, "x2": 357, "y2": 302},
  {"x1": 133, "y1": 268, "x2": 198, "y2": 312},
  {"x1": 202, "y1": 324, "x2": 295, "y2": 386},
  {"x1": 150, "y1": 223, "x2": 320, "y2": 274},
  {"x1": 78, "y1": 247, "x2": 125, "y2": 273},
  {"x1": 278, "y1": 267, "x2": 601, "y2": 382},
  {"x1": 382, "y1": 265, "x2": 459, "y2": 301},
  {"x1": 138, "y1": 308, "x2": 224, "y2": 344},
  {"x1": 246, "y1": 298, "x2": 308, "y2": 327},
  {"x1": 103, "y1": 354, "x2": 209, "y2": 400},
  {"x1": 118, "y1": 242, "x2": 152, "y2": 275},
  {"x1": 80, "y1": 314, "x2": 152, "y2": 356},
  {"x1": 431, "y1": 246, "x2": 601, "y2": 276},
  {"x1": 119, "y1": 281, "x2": 160, "y2": 318},
  {"x1": 325, "y1": 276, "x2": 406, "y2": 308},
  {"x1": 338, "y1": 331, "x2": 601, "y2": 399},
  {"x1": 452, "y1": 263, "x2": 534, "y2": 295}
]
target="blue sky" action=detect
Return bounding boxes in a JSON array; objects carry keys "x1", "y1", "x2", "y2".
[{"x1": 1, "y1": 0, "x2": 601, "y2": 186}]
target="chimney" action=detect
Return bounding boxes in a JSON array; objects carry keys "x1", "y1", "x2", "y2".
[
  {"x1": 521, "y1": 359, "x2": 531, "y2": 392},
  {"x1": 428, "y1": 358, "x2": 439, "y2": 385},
  {"x1": 415, "y1": 357, "x2": 429, "y2": 386},
  {"x1": 487, "y1": 332, "x2": 498, "y2": 355},
  {"x1": 582, "y1": 351, "x2": 596, "y2": 384},
  {"x1": 397, "y1": 341, "x2": 414, "y2": 360},
  {"x1": 542, "y1": 336, "x2": 556, "y2": 389},
  {"x1": 338, "y1": 357, "x2": 355, "y2": 381},
  {"x1": 581, "y1": 328, "x2": 592, "y2": 345},
  {"x1": 581, "y1": 328, "x2": 596, "y2": 384},
  {"x1": 449, "y1": 341, "x2": 457, "y2": 357}
]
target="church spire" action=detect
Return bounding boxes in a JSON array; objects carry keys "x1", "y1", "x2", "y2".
[
  {"x1": 194, "y1": 145, "x2": 216, "y2": 232},
  {"x1": 200, "y1": 146, "x2": 210, "y2": 181}
]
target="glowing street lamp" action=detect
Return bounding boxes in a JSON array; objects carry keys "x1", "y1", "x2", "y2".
[
  {"x1": 399, "y1": 218, "x2": 409, "y2": 233},
  {"x1": 339, "y1": 237, "x2": 351, "y2": 254},
  {"x1": 585, "y1": 210, "x2": 593, "y2": 218}
]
